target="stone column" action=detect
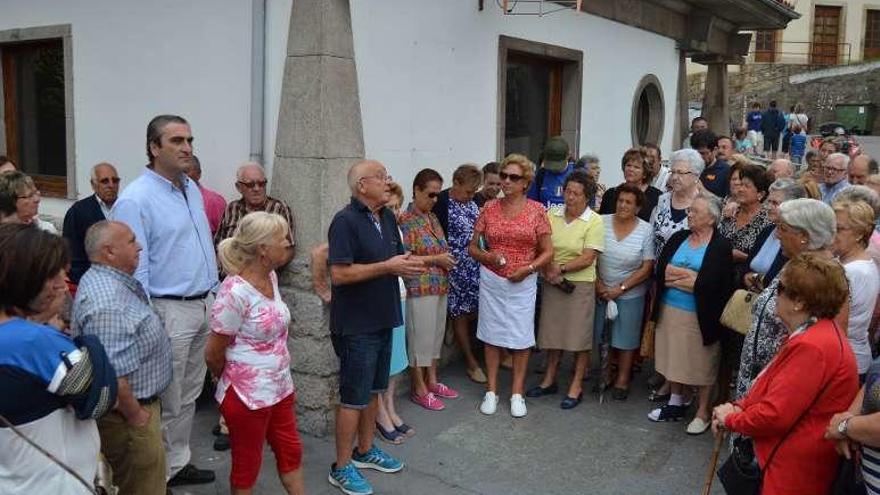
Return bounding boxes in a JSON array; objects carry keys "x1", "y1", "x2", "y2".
[
  {"x1": 271, "y1": 0, "x2": 364, "y2": 437},
  {"x1": 701, "y1": 62, "x2": 730, "y2": 135},
  {"x1": 675, "y1": 49, "x2": 689, "y2": 149}
]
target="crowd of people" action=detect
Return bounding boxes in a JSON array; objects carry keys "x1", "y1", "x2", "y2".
[{"x1": 3, "y1": 106, "x2": 880, "y2": 495}]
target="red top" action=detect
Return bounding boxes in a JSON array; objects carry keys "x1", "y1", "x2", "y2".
[
  {"x1": 473, "y1": 199, "x2": 550, "y2": 278},
  {"x1": 726, "y1": 318, "x2": 858, "y2": 495},
  {"x1": 199, "y1": 184, "x2": 227, "y2": 235}
]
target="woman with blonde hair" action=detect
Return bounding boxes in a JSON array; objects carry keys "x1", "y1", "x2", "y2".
[
  {"x1": 206, "y1": 211, "x2": 304, "y2": 495},
  {"x1": 0, "y1": 171, "x2": 57, "y2": 233},
  {"x1": 469, "y1": 153, "x2": 553, "y2": 418}
]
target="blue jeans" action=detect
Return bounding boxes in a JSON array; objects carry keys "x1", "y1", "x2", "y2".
[{"x1": 331, "y1": 329, "x2": 392, "y2": 409}]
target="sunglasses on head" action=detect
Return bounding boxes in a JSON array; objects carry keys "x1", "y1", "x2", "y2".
[
  {"x1": 98, "y1": 177, "x2": 121, "y2": 185},
  {"x1": 499, "y1": 172, "x2": 524, "y2": 182}
]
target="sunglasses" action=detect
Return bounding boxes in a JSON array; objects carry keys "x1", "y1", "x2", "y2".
[
  {"x1": 98, "y1": 177, "x2": 121, "y2": 185},
  {"x1": 427, "y1": 192, "x2": 439, "y2": 199},
  {"x1": 777, "y1": 281, "x2": 790, "y2": 296},
  {"x1": 499, "y1": 172, "x2": 524, "y2": 182},
  {"x1": 238, "y1": 180, "x2": 268, "y2": 190}
]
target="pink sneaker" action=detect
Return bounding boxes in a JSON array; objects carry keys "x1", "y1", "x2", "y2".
[
  {"x1": 411, "y1": 392, "x2": 445, "y2": 411},
  {"x1": 430, "y1": 383, "x2": 460, "y2": 399}
]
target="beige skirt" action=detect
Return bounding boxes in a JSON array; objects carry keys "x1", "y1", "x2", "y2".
[
  {"x1": 405, "y1": 294, "x2": 448, "y2": 367},
  {"x1": 537, "y1": 281, "x2": 596, "y2": 352},
  {"x1": 654, "y1": 304, "x2": 720, "y2": 386}
]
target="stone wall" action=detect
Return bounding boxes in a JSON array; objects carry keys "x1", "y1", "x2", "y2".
[{"x1": 687, "y1": 62, "x2": 880, "y2": 135}]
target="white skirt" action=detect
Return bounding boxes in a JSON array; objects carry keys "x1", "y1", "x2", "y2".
[{"x1": 476, "y1": 266, "x2": 537, "y2": 350}]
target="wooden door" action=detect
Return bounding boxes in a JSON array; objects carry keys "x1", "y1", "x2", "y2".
[
  {"x1": 866, "y1": 10, "x2": 880, "y2": 61},
  {"x1": 811, "y1": 5, "x2": 841, "y2": 65},
  {"x1": 754, "y1": 30, "x2": 778, "y2": 63}
]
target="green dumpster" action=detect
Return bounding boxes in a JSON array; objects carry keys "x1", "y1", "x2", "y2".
[{"x1": 835, "y1": 104, "x2": 876, "y2": 135}]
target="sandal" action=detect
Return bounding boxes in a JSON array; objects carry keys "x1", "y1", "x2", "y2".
[
  {"x1": 611, "y1": 387, "x2": 629, "y2": 401},
  {"x1": 375, "y1": 422, "x2": 404, "y2": 444},
  {"x1": 394, "y1": 423, "x2": 415, "y2": 437}
]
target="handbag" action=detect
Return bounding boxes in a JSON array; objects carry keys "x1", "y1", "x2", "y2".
[
  {"x1": 721, "y1": 289, "x2": 756, "y2": 335},
  {"x1": 639, "y1": 320, "x2": 655, "y2": 359},
  {"x1": 830, "y1": 456, "x2": 867, "y2": 495},
  {"x1": 718, "y1": 320, "x2": 846, "y2": 494}
]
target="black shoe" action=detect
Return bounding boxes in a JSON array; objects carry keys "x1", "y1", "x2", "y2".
[
  {"x1": 212, "y1": 424, "x2": 222, "y2": 436},
  {"x1": 213, "y1": 433, "x2": 230, "y2": 451},
  {"x1": 611, "y1": 387, "x2": 629, "y2": 401},
  {"x1": 560, "y1": 393, "x2": 583, "y2": 410},
  {"x1": 647, "y1": 404, "x2": 686, "y2": 422},
  {"x1": 525, "y1": 384, "x2": 558, "y2": 398},
  {"x1": 167, "y1": 464, "x2": 216, "y2": 486}
]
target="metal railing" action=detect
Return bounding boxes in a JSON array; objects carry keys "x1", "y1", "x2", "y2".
[{"x1": 748, "y1": 41, "x2": 853, "y2": 66}]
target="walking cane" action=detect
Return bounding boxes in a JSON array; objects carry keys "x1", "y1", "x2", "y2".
[
  {"x1": 597, "y1": 315, "x2": 612, "y2": 404},
  {"x1": 702, "y1": 430, "x2": 726, "y2": 495}
]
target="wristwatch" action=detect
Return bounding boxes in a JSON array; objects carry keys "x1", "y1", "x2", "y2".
[
  {"x1": 619, "y1": 283, "x2": 627, "y2": 292},
  {"x1": 560, "y1": 264, "x2": 567, "y2": 274},
  {"x1": 838, "y1": 416, "x2": 852, "y2": 438}
]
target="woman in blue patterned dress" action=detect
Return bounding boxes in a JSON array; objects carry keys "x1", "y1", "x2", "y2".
[{"x1": 446, "y1": 164, "x2": 487, "y2": 383}]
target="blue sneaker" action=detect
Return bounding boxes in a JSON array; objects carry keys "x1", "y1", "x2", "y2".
[
  {"x1": 351, "y1": 444, "x2": 405, "y2": 473},
  {"x1": 328, "y1": 462, "x2": 373, "y2": 495}
]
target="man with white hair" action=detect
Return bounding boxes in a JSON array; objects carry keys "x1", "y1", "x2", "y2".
[
  {"x1": 327, "y1": 159, "x2": 424, "y2": 495},
  {"x1": 63, "y1": 162, "x2": 121, "y2": 285},
  {"x1": 214, "y1": 162, "x2": 295, "y2": 256},
  {"x1": 72, "y1": 220, "x2": 172, "y2": 495},
  {"x1": 768, "y1": 158, "x2": 795, "y2": 180},
  {"x1": 820, "y1": 152, "x2": 851, "y2": 204}
]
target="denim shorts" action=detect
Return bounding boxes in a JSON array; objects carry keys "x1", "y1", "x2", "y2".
[{"x1": 331, "y1": 329, "x2": 392, "y2": 409}]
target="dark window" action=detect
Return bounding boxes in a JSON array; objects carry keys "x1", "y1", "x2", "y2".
[
  {"x1": 504, "y1": 53, "x2": 563, "y2": 164},
  {"x1": 866, "y1": 10, "x2": 880, "y2": 61},
  {"x1": 811, "y1": 5, "x2": 842, "y2": 66},
  {"x1": 631, "y1": 76, "x2": 664, "y2": 147},
  {"x1": 2, "y1": 39, "x2": 68, "y2": 197}
]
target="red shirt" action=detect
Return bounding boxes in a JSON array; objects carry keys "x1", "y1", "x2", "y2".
[
  {"x1": 473, "y1": 199, "x2": 550, "y2": 278},
  {"x1": 198, "y1": 184, "x2": 227, "y2": 235},
  {"x1": 726, "y1": 318, "x2": 858, "y2": 495}
]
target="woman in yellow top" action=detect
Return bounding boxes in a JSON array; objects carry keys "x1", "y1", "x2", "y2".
[{"x1": 527, "y1": 170, "x2": 605, "y2": 409}]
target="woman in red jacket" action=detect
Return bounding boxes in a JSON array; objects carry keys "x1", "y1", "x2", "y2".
[{"x1": 712, "y1": 253, "x2": 859, "y2": 495}]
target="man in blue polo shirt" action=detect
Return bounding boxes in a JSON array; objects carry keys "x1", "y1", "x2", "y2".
[
  {"x1": 327, "y1": 159, "x2": 425, "y2": 495},
  {"x1": 527, "y1": 136, "x2": 574, "y2": 213},
  {"x1": 692, "y1": 130, "x2": 731, "y2": 198}
]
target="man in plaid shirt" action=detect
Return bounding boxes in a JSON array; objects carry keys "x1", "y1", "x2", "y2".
[
  {"x1": 214, "y1": 162, "x2": 296, "y2": 254},
  {"x1": 72, "y1": 220, "x2": 172, "y2": 495}
]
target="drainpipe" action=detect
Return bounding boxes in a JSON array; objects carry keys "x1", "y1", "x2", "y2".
[{"x1": 249, "y1": 0, "x2": 266, "y2": 164}]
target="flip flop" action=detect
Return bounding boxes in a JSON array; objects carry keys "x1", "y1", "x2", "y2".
[
  {"x1": 394, "y1": 423, "x2": 415, "y2": 438},
  {"x1": 375, "y1": 422, "x2": 404, "y2": 444}
]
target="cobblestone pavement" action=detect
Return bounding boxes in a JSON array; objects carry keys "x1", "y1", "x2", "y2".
[{"x1": 176, "y1": 357, "x2": 722, "y2": 495}]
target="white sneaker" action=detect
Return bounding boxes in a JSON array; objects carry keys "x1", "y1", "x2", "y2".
[
  {"x1": 510, "y1": 394, "x2": 527, "y2": 418},
  {"x1": 480, "y1": 391, "x2": 498, "y2": 415}
]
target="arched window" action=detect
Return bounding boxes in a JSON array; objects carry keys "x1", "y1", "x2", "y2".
[{"x1": 631, "y1": 75, "x2": 664, "y2": 147}]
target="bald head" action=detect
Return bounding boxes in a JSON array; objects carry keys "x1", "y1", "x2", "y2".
[
  {"x1": 347, "y1": 160, "x2": 385, "y2": 194},
  {"x1": 850, "y1": 154, "x2": 876, "y2": 186},
  {"x1": 85, "y1": 220, "x2": 141, "y2": 274},
  {"x1": 769, "y1": 159, "x2": 794, "y2": 180}
]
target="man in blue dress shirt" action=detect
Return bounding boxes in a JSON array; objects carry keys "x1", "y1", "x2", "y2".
[{"x1": 112, "y1": 114, "x2": 219, "y2": 487}]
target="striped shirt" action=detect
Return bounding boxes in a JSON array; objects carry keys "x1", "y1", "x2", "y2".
[
  {"x1": 597, "y1": 215, "x2": 654, "y2": 300},
  {"x1": 72, "y1": 264, "x2": 172, "y2": 399},
  {"x1": 214, "y1": 196, "x2": 296, "y2": 246}
]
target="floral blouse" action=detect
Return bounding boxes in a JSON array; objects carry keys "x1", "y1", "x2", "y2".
[
  {"x1": 651, "y1": 192, "x2": 689, "y2": 259},
  {"x1": 399, "y1": 206, "x2": 450, "y2": 297},
  {"x1": 735, "y1": 277, "x2": 785, "y2": 400},
  {"x1": 719, "y1": 206, "x2": 772, "y2": 255},
  {"x1": 211, "y1": 272, "x2": 294, "y2": 410},
  {"x1": 474, "y1": 199, "x2": 551, "y2": 278}
]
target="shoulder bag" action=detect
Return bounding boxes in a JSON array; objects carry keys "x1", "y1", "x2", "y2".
[{"x1": 721, "y1": 289, "x2": 757, "y2": 335}]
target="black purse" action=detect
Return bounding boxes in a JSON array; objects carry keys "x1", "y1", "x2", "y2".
[
  {"x1": 830, "y1": 456, "x2": 867, "y2": 495},
  {"x1": 717, "y1": 319, "x2": 845, "y2": 495}
]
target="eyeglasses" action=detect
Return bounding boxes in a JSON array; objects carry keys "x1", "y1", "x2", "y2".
[
  {"x1": 237, "y1": 180, "x2": 268, "y2": 190},
  {"x1": 826, "y1": 167, "x2": 847, "y2": 173},
  {"x1": 98, "y1": 177, "x2": 121, "y2": 185},
  {"x1": 777, "y1": 281, "x2": 790, "y2": 297},
  {"x1": 360, "y1": 174, "x2": 391, "y2": 184},
  {"x1": 499, "y1": 172, "x2": 524, "y2": 182},
  {"x1": 427, "y1": 192, "x2": 439, "y2": 199},
  {"x1": 16, "y1": 190, "x2": 40, "y2": 200},
  {"x1": 670, "y1": 170, "x2": 693, "y2": 176}
]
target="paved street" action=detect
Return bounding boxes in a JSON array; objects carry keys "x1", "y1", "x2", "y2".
[{"x1": 179, "y1": 358, "x2": 721, "y2": 495}]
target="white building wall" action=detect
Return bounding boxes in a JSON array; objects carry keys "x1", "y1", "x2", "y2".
[
  {"x1": 0, "y1": 0, "x2": 255, "y2": 219},
  {"x1": 349, "y1": 1, "x2": 680, "y2": 189},
  {"x1": 3, "y1": 0, "x2": 679, "y2": 218}
]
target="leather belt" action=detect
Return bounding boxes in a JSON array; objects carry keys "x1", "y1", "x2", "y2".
[{"x1": 153, "y1": 291, "x2": 209, "y2": 301}]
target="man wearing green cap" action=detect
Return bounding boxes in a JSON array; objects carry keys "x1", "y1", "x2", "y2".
[{"x1": 527, "y1": 136, "x2": 574, "y2": 213}]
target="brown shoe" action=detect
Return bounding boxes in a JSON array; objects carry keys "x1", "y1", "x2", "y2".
[{"x1": 467, "y1": 367, "x2": 488, "y2": 383}]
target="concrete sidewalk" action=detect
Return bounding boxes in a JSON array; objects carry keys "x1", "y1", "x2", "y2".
[{"x1": 177, "y1": 357, "x2": 722, "y2": 495}]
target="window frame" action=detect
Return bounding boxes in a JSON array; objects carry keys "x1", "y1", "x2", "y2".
[
  {"x1": 865, "y1": 9, "x2": 880, "y2": 62},
  {"x1": 0, "y1": 25, "x2": 75, "y2": 199},
  {"x1": 630, "y1": 74, "x2": 665, "y2": 148}
]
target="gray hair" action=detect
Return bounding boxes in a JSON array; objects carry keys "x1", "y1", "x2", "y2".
[
  {"x1": 145, "y1": 114, "x2": 188, "y2": 162},
  {"x1": 834, "y1": 185, "x2": 880, "y2": 218},
  {"x1": 90, "y1": 162, "x2": 117, "y2": 182},
  {"x1": 235, "y1": 162, "x2": 266, "y2": 182},
  {"x1": 669, "y1": 149, "x2": 705, "y2": 176},
  {"x1": 768, "y1": 178, "x2": 806, "y2": 202},
  {"x1": 827, "y1": 152, "x2": 850, "y2": 169},
  {"x1": 778, "y1": 198, "x2": 836, "y2": 250},
  {"x1": 84, "y1": 220, "x2": 115, "y2": 261},
  {"x1": 576, "y1": 153, "x2": 600, "y2": 168},
  {"x1": 694, "y1": 192, "x2": 722, "y2": 223}
]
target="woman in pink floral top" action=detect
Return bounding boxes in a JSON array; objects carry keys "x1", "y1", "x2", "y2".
[
  {"x1": 398, "y1": 168, "x2": 459, "y2": 412},
  {"x1": 468, "y1": 153, "x2": 554, "y2": 418},
  {"x1": 206, "y1": 212, "x2": 304, "y2": 494}
]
